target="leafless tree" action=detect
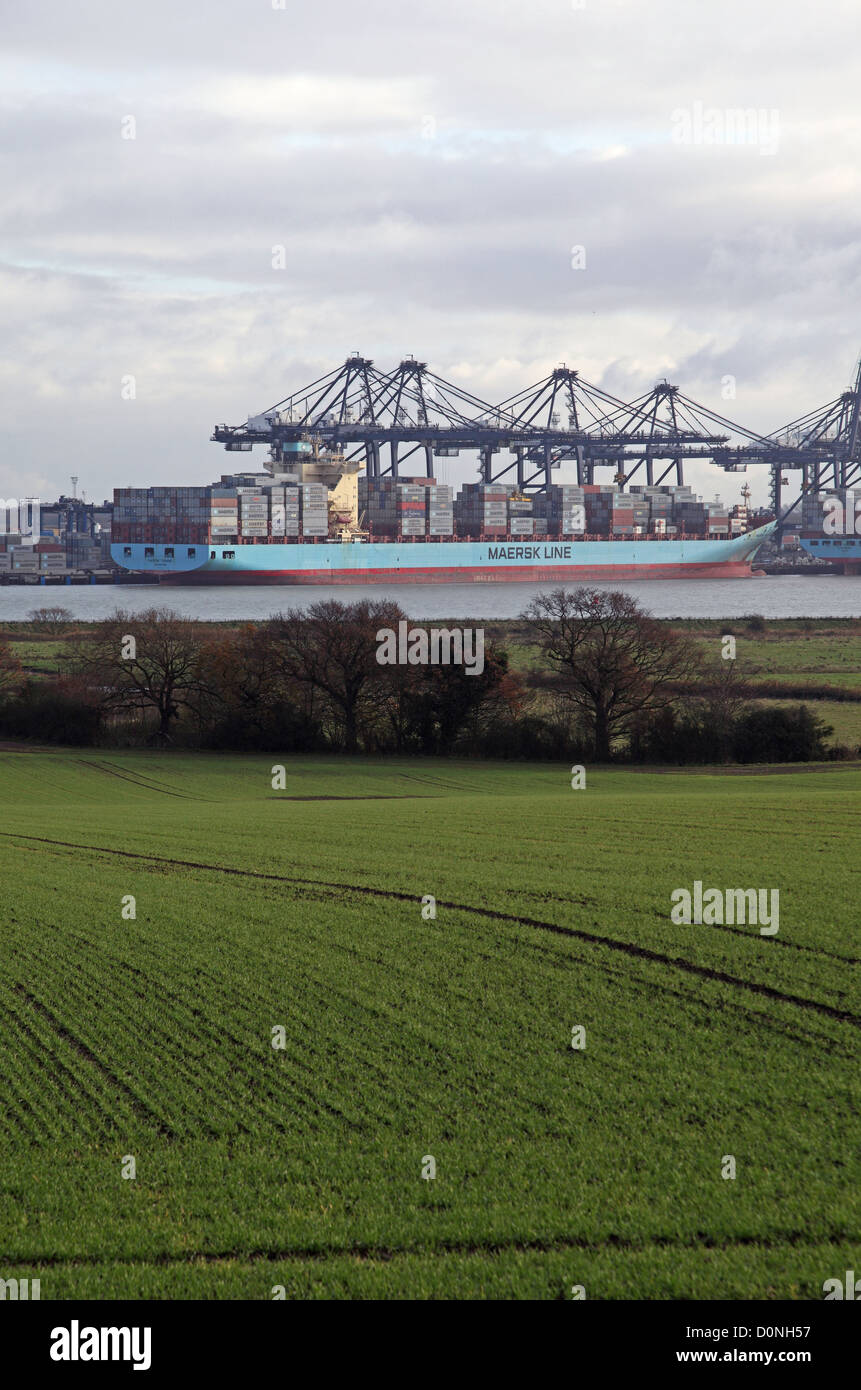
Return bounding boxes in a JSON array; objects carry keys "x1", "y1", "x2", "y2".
[
  {"x1": 28, "y1": 606, "x2": 73, "y2": 634},
  {"x1": 270, "y1": 599, "x2": 405, "y2": 752},
  {"x1": 522, "y1": 587, "x2": 697, "y2": 760},
  {"x1": 70, "y1": 607, "x2": 211, "y2": 742}
]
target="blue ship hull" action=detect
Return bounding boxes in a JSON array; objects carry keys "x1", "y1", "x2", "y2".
[
  {"x1": 111, "y1": 525, "x2": 775, "y2": 584},
  {"x1": 799, "y1": 536, "x2": 861, "y2": 572}
]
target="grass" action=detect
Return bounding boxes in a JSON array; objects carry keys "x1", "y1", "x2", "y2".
[
  {"x1": 759, "y1": 700, "x2": 861, "y2": 746},
  {"x1": 0, "y1": 751, "x2": 858, "y2": 1299},
  {"x1": 4, "y1": 639, "x2": 69, "y2": 675}
]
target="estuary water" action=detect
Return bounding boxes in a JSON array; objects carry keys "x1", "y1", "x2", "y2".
[{"x1": 1, "y1": 575, "x2": 860, "y2": 620}]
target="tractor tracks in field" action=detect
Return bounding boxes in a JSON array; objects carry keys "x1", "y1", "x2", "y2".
[
  {"x1": 74, "y1": 759, "x2": 205, "y2": 801},
  {"x1": 3, "y1": 1226, "x2": 857, "y2": 1273},
  {"x1": 1, "y1": 831, "x2": 858, "y2": 1029},
  {"x1": 10, "y1": 984, "x2": 177, "y2": 1139},
  {"x1": 514, "y1": 889, "x2": 860, "y2": 969},
  {"x1": 398, "y1": 771, "x2": 487, "y2": 793},
  {"x1": 266, "y1": 794, "x2": 425, "y2": 801}
]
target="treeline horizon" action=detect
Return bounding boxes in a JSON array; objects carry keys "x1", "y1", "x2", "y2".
[{"x1": 0, "y1": 595, "x2": 850, "y2": 765}]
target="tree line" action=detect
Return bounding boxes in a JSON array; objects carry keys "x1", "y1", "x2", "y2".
[{"x1": 0, "y1": 592, "x2": 843, "y2": 764}]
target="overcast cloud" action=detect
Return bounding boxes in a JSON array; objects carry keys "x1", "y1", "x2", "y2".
[{"x1": 2, "y1": 0, "x2": 860, "y2": 504}]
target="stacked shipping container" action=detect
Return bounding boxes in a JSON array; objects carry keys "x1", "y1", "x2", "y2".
[
  {"x1": 112, "y1": 479, "x2": 748, "y2": 547},
  {"x1": 358, "y1": 477, "x2": 450, "y2": 537},
  {"x1": 300, "y1": 484, "x2": 328, "y2": 537},
  {"x1": 800, "y1": 487, "x2": 861, "y2": 536},
  {"x1": 426, "y1": 484, "x2": 454, "y2": 536},
  {"x1": 396, "y1": 483, "x2": 427, "y2": 537},
  {"x1": 454, "y1": 483, "x2": 510, "y2": 536},
  {"x1": 112, "y1": 484, "x2": 329, "y2": 543},
  {"x1": 532, "y1": 484, "x2": 585, "y2": 536}
]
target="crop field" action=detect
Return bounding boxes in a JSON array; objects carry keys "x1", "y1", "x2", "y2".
[
  {"x1": 760, "y1": 699, "x2": 861, "y2": 746},
  {"x1": 0, "y1": 751, "x2": 858, "y2": 1299}
]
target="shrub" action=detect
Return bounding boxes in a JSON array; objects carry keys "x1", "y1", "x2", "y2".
[
  {"x1": 0, "y1": 679, "x2": 102, "y2": 746},
  {"x1": 28, "y1": 606, "x2": 73, "y2": 634},
  {"x1": 471, "y1": 713, "x2": 590, "y2": 762},
  {"x1": 732, "y1": 704, "x2": 832, "y2": 763},
  {"x1": 202, "y1": 702, "x2": 325, "y2": 752},
  {"x1": 629, "y1": 708, "x2": 717, "y2": 765}
]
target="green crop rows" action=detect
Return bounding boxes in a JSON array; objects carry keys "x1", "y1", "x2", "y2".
[{"x1": 0, "y1": 752, "x2": 858, "y2": 1298}]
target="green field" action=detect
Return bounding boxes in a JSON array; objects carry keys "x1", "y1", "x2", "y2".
[
  {"x1": 761, "y1": 699, "x2": 861, "y2": 746},
  {"x1": 0, "y1": 752, "x2": 858, "y2": 1299}
]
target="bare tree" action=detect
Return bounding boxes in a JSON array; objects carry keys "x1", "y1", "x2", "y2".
[
  {"x1": 271, "y1": 599, "x2": 405, "y2": 752},
  {"x1": 522, "y1": 587, "x2": 696, "y2": 760},
  {"x1": 198, "y1": 624, "x2": 281, "y2": 728},
  {"x1": 376, "y1": 639, "x2": 518, "y2": 755},
  {"x1": 689, "y1": 649, "x2": 758, "y2": 760},
  {"x1": 71, "y1": 607, "x2": 211, "y2": 742},
  {"x1": 28, "y1": 606, "x2": 73, "y2": 635}
]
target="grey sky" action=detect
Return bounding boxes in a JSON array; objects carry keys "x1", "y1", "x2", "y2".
[{"x1": 2, "y1": 0, "x2": 860, "y2": 505}]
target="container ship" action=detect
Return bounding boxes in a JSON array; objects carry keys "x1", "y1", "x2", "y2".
[
  {"x1": 796, "y1": 487, "x2": 861, "y2": 575},
  {"x1": 111, "y1": 447, "x2": 774, "y2": 584}
]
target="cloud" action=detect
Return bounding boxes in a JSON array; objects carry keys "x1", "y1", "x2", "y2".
[{"x1": 1, "y1": 0, "x2": 859, "y2": 509}]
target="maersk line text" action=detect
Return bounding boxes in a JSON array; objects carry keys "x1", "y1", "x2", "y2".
[{"x1": 487, "y1": 545, "x2": 575, "y2": 560}]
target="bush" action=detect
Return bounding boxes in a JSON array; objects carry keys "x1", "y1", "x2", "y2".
[
  {"x1": 470, "y1": 713, "x2": 590, "y2": 761},
  {"x1": 743, "y1": 614, "x2": 767, "y2": 632},
  {"x1": 202, "y1": 702, "x2": 325, "y2": 752},
  {"x1": 732, "y1": 704, "x2": 832, "y2": 763},
  {"x1": 630, "y1": 701, "x2": 835, "y2": 766},
  {"x1": 824, "y1": 743, "x2": 858, "y2": 761},
  {"x1": 0, "y1": 679, "x2": 102, "y2": 745},
  {"x1": 629, "y1": 708, "x2": 717, "y2": 765}
]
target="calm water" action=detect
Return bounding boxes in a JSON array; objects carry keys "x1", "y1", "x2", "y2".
[{"x1": 1, "y1": 575, "x2": 860, "y2": 620}]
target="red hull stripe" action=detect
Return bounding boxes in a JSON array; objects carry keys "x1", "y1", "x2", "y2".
[{"x1": 160, "y1": 561, "x2": 759, "y2": 586}]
